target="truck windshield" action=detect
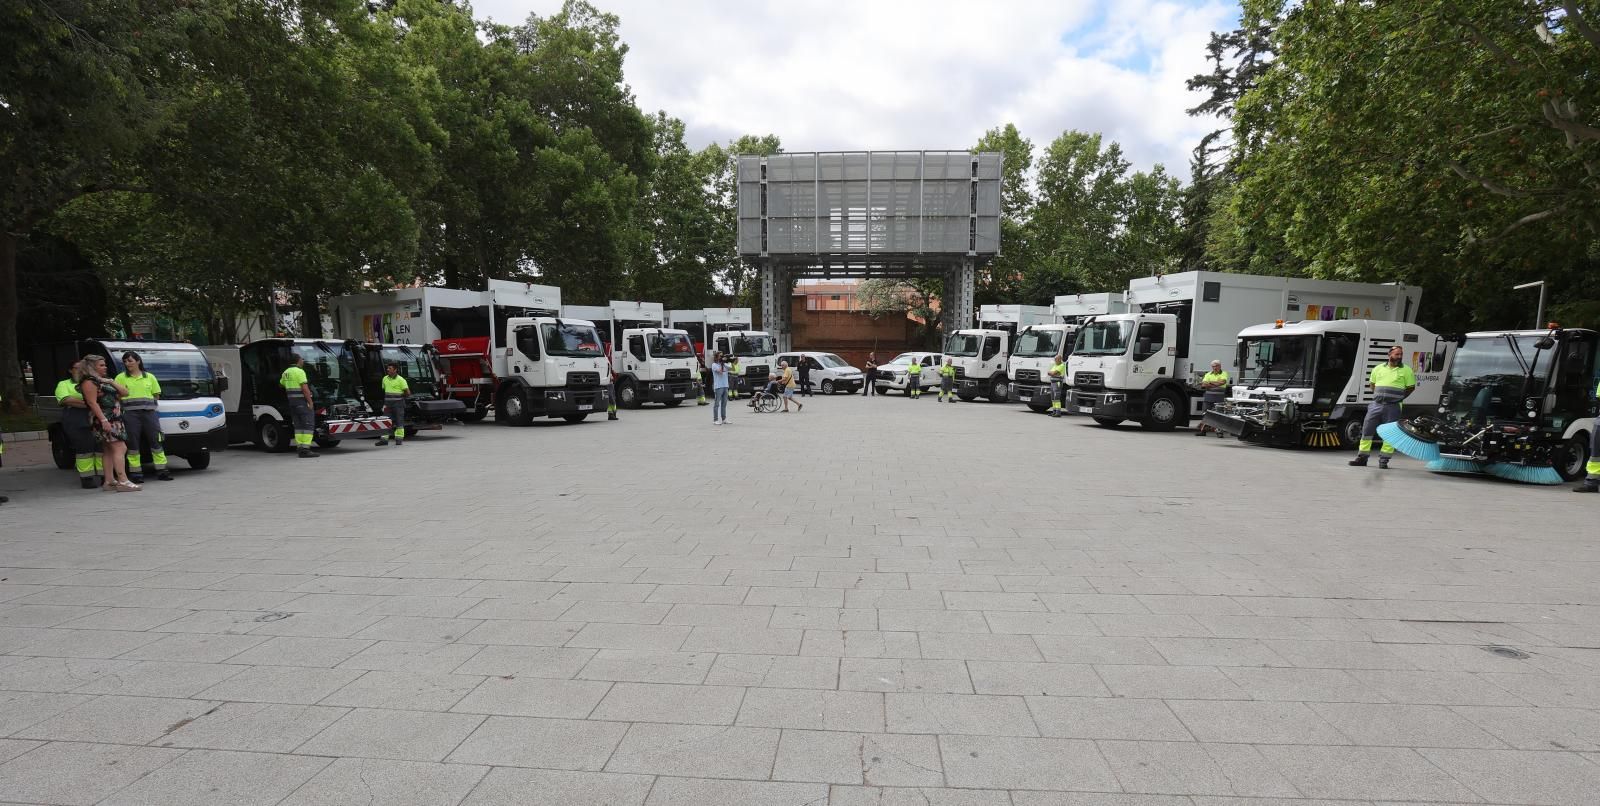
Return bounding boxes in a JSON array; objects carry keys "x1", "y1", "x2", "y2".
[
  {"x1": 1239, "y1": 336, "x2": 1316, "y2": 387},
  {"x1": 293, "y1": 343, "x2": 360, "y2": 403},
  {"x1": 1074, "y1": 321, "x2": 1133, "y2": 356},
  {"x1": 648, "y1": 332, "x2": 695, "y2": 358},
  {"x1": 543, "y1": 323, "x2": 606, "y2": 357},
  {"x1": 380, "y1": 346, "x2": 439, "y2": 395},
  {"x1": 139, "y1": 350, "x2": 217, "y2": 400},
  {"x1": 1013, "y1": 329, "x2": 1064, "y2": 358},
  {"x1": 944, "y1": 334, "x2": 981, "y2": 357},
  {"x1": 730, "y1": 335, "x2": 774, "y2": 357},
  {"x1": 1442, "y1": 334, "x2": 1552, "y2": 423}
]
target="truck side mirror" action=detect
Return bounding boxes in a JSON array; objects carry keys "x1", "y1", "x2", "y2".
[{"x1": 215, "y1": 376, "x2": 230, "y2": 393}]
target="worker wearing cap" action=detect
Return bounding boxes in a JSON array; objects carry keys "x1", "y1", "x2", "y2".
[
  {"x1": 1047, "y1": 354, "x2": 1067, "y2": 417},
  {"x1": 281, "y1": 355, "x2": 320, "y2": 458},
  {"x1": 116, "y1": 351, "x2": 171, "y2": 481},
  {"x1": 56, "y1": 366, "x2": 101, "y2": 487},
  {"x1": 1195, "y1": 360, "x2": 1231, "y2": 436},
  {"x1": 906, "y1": 357, "x2": 923, "y2": 398},
  {"x1": 1350, "y1": 345, "x2": 1416, "y2": 469},
  {"x1": 937, "y1": 357, "x2": 956, "y2": 402},
  {"x1": 1575, "y1": 378, "x2": 1600, "y2": 493},
  {"x1": 374, "y1": 362, "x2": 409, "y2": 446}
]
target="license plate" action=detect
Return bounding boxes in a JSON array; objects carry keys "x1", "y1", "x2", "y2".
[
  {"x1": 1077, "y1": 405, "x2": 1093, "y2": 413},
  {"x1": 674, "y1": 393, "x2": 685, "y2": 398},
  {"x1": 578, "y1": 405, "x2": 593, "y2": 411}
]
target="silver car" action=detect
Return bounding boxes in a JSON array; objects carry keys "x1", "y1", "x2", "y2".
[{"x1": 777, "y1": 352, "x2": 866, "y2": 394}]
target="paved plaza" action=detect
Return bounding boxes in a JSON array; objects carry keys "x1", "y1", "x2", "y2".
[{"x1": 1, "y1": 393, "x2": 1598, "y2": 805}]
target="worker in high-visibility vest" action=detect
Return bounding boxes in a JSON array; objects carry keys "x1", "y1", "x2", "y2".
[
  {"x1": 1195, "y1": 360, "x2": 1231, "y2": 437},
  {"x1": 116, "y1": 351, "x2": 171, "y2": 481},
  {"x1": 1047, "y1": 354, "x2": 1067, "y2": 417},
  {"x1": 728, "y1": 358, "x2": 742, "y2": 399},
  {"x1": 906, "y1": 357, "x2": 923, "y2": 398},
  {"x1": 56, "y1": 364, "x2": 102, "y2": 487},
  {"x1": 1575, "y1": 379, "x2": 1600, "y2": 493},
  {"x1": 937, "y1": 358, "x2": 956, "y2": 402},
  {"x1": 374, "y1": 362, "x2": 409, "y2": 446},
  {"x1": 606, "y1": 366, "x2": 619, "y2": 421},
  {"x1": 281, "y1": 355, "x2": 320, "y2": 458},
  {"x1": 1349, "y1": 345, "x2": 1416, "y2": 469}
]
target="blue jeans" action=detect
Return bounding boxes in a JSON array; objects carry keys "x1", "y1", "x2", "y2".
[{"x1": 713, "y1": 388, "x2": 728, "y2": 421}]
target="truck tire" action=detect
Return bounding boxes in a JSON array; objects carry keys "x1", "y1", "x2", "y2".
[
  {"x1": 50, "y1": 429, "x2": 73, "y2": 470},
  {"x1": 619, "y1": 379, "x2": 641, "y2": 409},
  {"x1": 1554, "y1": 432, "x2": 1591, "y2": 482},
  {"x1": 1141, "y1": 390, "x2": 1183, "y2": 431},
  {"x1": 1093, "y1": 417, "x2": 1123, "y2": 427},
  {"x1": 458, "y1": 407, "x2": 487, "y2": 424},
  {"x1": 256, "y1": 417, "x2": 291, "y2": 452},
  {"x1": 184, "y1": 452, "x2": 211, "y2": 470},
  {"x1": 821, "y1": 380, "x2": 835, "y2": 395},
  {"x1": 562, "y1": 413, "x2": 588, "y2": 423},
  {"x1": 1338, "y1": 417, "x2": 1364, "y2": 450},
  {"x1": 1027, "y1": 401, "x2": 1050, "y2": 413},
  {"x1": 499, "y1": 388, "x2": 534, "y2": 426},
  {"x1": 314, "y1": 436, "x2": 340, "y2": 449},
  {"x1": 957, "y1": 388, "x2": 978, "y2": 401},
  {"x1": 988, "y1": 376, "x2": 1009, "y2": 402}
]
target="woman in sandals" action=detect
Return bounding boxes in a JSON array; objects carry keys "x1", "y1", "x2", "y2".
[{"x1": 79, "y1": 355, "x2": 139, "y2": 492}]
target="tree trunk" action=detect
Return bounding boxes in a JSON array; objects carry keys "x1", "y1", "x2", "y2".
[
  {"x1": 299, "y1": 286, "x2": 323, "y2": 338},
  {"x1": 0, "y1": 230, "x2": 24, "y2": 412}
]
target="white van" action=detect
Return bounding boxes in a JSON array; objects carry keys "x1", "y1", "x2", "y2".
[{"x1": 776, "y1": 351, "x2": 866, "y2": 395}]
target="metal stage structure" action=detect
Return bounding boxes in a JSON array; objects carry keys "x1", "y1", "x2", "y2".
[{"x1": 737, "y1": 151, "x2": 1002, "y2": 350}]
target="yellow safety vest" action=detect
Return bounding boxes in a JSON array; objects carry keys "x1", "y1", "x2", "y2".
[
  {"x1": 116, "y1": 372, "x2": 162, "y2": 401},
  {"x1": 281, "y1": 366, "x2": 308, "y2": 390},
  {"x1": 1202, "y1": 370, "x2": 1230, "y2": 387},
  {"x1": 906, "y1": 362, "x2": 922, "y2": 376},
  {"x1": 55, "y1": 378, "x2": 82, "y2": 401},
  {"x1": 381, "y1": 375, "x2": 410, "y2": 395},
  {"x1": 939, "y1": 364, "x2": 956, "y2": 378},
  {"x1": 1368, "y1": 363, "x2": 1416, "y2": 390}
]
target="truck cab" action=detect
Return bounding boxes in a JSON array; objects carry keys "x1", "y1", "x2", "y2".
[
  {"x1": 203, "y1": 338, "x2": 389, "y2": 450},
  {"x1": 709, "y1": 330, "x2": 776, "y2": 393},
  {"x1": 945, "y1": 329, "x2": 1012, "y2": 401},
  {"x1": 1007, "y1": 324, "x2": 1075, "y2": 412},
  {"x1": 493, "y1": 317, "x2": 612, "y2": 424},
  {"x1": 1068, "y1": 313, "x2": 1187, "y2": 428},
  {"x1": 613, "y1": 327, "x2": 697, "y2": 407},
  {"x1": 32, "y1": 339, "x2": 229, "y2": 471},
  {"x1": 356, "y1": 343, "x2": 468, "y2": 432},
  {"x1": 1203, "y1": 320, "x2": 1452, "y2": 448}
]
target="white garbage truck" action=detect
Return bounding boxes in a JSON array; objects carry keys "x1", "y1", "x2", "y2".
[
  {"x1": 1068, "y1": 271, "x2": 1424, "y2": 430},
  {"x1": 948, "y1": 306, "x2": 1052, "y2": 402},
  {"x1": 1202, "y1": 319, "x2": 1453, "y2": 448},
  {"x1": 1008, "y1": 294, "x2": 1132, "y2": 411},
  {"x1": 564, "y1": 301, "x2": 697, "y2": 407}
]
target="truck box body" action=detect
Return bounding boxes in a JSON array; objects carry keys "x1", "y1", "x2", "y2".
[
  {"x1": 977, "y1": 305, "x2": 1054, "y2": 335},
  {"x1": 1052, "y1": 293, "x2": 1129, "y2": 324},
  {"x1": 1069, "y1": 271, "x2": 1423, "y2": 429}
]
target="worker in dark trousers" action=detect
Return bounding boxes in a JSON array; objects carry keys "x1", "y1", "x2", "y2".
[
  {"x1": 864, "y1": 353, "x2": 878, "y2": 397},
  {"x1": 906, "y1": 357, "x2": 923, "y2": 398},
  {"x1": 728, "y1": 357, "x2": 742, "y2": 400},
  {"x1": 117, "y1": 351, "x2": 171, "y2": 482},
  {"x1": 56, "y1": 365, "x2": 101, "y2": 487},
  {"x1": 798, "y1": 358, "x2": 813, "y2": 397},
  {"x1": 1349, "y1": 345, "x2": 1416, "y2": 469},
  {"x1": 1575, "y1": 379, "x2": 1600, "y2": 493},
  {"x1": 937, "y1": 357, "x2": 956, "y2": 402},
  {"x1": 1195, "y1": 360, "x2": 1231, "y2": 437},
  {"x1": 281, "y1": 355, "x2": 320, "y2": 458},
  {"x1": 1047, "y1": 354, "x2": 1067, "y2": 416},
  {"x1": 606, "y1": 367, "x2": 619, "y2": 421},
  {"x1": 374, "y1": 362, "x2": 408, "y2": 446}
]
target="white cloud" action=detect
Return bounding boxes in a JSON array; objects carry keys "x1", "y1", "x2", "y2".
[{"x1": 471, "y1": 0, "x2": 1239, "y2": 178}]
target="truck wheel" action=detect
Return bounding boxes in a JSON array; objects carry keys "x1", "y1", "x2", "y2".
[
  {"x1": 1553, "y1": 432, "x2": 1591, "y2": 482},
  {"x1": 457, "y1": 407, "x2": 487, "y2": 423},
  {"x1": 314, "y1": 437, "x2": 341, "y2": 449},
  {"x1": 256, "y1": 417, "x2": 291, "y2": 452},
  {"x1": 821, "y1": 380, "x2": 835, "y2": 395},
  {"x1": 957, "y1": 388, "x2": 978, "y2": 401},
  {"x1": 619, "y1": 379, "x2": 641, "y2": 409},
  {"x1": 1093, "y1": 417, "x2": 1123, "y2": 427},
  {"x1": 499, "y1": 388, "x2": 534, "y2": 426},
  {"x1": 1142, "y1": 391, "x2": 1183, "y2": 431},
  {"x1": 184, "y1": 452, "x2": 211, "y2": 470},
  {"x1": 562, "y1": 413, "x2": 588, "y2": 423},
  {"x1": 988, "y1": 377, "x2": 1009, "y2": 402},
  {"x1": 1027, "y1": 402, "x2": 1050, "y2": 413},
  {"x1": 50, "y1": 429, "x2": 74, "y2": 470},
  {"x1": 1338, "y1": 418, "x2": 1365, "y2": 449}
]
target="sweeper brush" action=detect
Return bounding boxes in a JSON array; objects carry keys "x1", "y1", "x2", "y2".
[
  {"x1": 1375, "y1": 421, "x2": 1442, "y2": 461},
  {"x1": 1483, "y1": 463, "x2": 1565, "y2": 485}
]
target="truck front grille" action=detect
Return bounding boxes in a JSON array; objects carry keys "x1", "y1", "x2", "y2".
[
  {"x1": 568, "y1": 372, "x2": 600, "y2": 387},
  {"x1": 954, "y1": 367, "x2": 968, "y2": 380},
  {"x1": 665, "y1": 368, "x2": 691, "y2": 382},
  {"x1": 1073, "y1": 371, "x2": 1103, "y2": 389},
  {"x1": 1016, "y1": 369, "x2": 1040, "y2": 383},
  {"x1": 746, "y1": 365, "x2": 769, "y2": 380}
]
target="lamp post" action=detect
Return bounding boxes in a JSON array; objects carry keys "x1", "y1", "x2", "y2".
[{"x1": 1512, "y1": 280, "x2": 1546, "y2": 329}]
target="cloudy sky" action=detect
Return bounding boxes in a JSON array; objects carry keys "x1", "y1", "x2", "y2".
[{"x1": 472, "y1": 0, "x2": 1241, "y2": 179}]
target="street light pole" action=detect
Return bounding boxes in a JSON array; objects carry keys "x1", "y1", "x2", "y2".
[{"x1": 1512, "y1": 280, "x2": 1546, "y2": 329}]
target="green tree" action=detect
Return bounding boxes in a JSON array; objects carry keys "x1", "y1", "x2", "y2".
[
  {"x1": 698, "y1": 134, "x2": 782, "y2": 301},
  {"x1": 972, "y1": 124, "x2": 1034, "y2": 304},
  {"x1": 628, "y1": 113, "x2": 719, "y2": 308},
  {"x1": 854, "y1": 278, "x2": 943, "y2": 348},
  {"x1": 1029, "y1": 130, "x2": 1132, "y2": 296}
]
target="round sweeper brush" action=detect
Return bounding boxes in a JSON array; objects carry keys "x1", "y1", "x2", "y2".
[{"x1": 1375, "y1": 421, "x2": 1442, "y2": 461}]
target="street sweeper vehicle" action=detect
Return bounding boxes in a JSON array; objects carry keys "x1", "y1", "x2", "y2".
[
  {"x1": 354, "y1": 343, "x2": 467, "y2": 434},
  {"x1": 1201, "y1": 319, "x2": 1452, "y2": 448},
  {"x1": 1375, "y1": 326, "x2": 1598, "y2": 485},
  {"x1": 1068, "y1": 271, "x2": 1423, "y2": 430},
  {"x1": 203, "y1": 338, "x2": 390, "y2": 450}
]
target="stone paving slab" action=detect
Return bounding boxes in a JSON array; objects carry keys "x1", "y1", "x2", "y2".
[{"x1": 1, "y1": 394, "x2": 1599, "y2": 804}]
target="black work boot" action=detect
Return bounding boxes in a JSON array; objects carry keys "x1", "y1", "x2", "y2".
[
  {"x1": 80, "y1": 478, "x2": 98, "y2": 490},
  {"x1": 1348, "y1": 455, "x2": 1369, "y2": 467},
  {"x1": 1378, "y1": 458, "x2": 1390, "y2": 469},
  {"x1": 1574, "y1": 479, "x2": 1600, "y2": 493},
  {"x1": 298, "y1": 448, "x2": 320, "y2": 459},
  {"x1": 156, "y1": 471, "x2": 173, "y2": 481}
]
